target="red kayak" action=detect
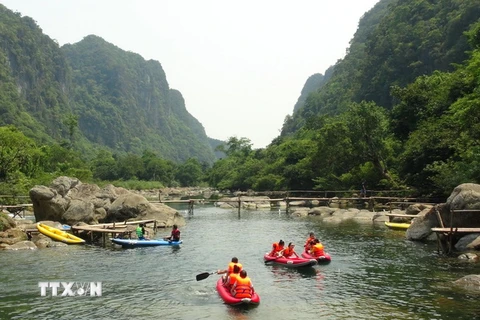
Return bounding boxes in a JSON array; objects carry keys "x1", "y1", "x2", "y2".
[
  {"x1": 301, "y1": 251, "x2": 332, "y2": 263},
  {"x1": 263, "y1": 253, "x2": 317, "y2": 268},
  {"x1": 216, "y1": 278, "x2": 260, "y2": 306}
]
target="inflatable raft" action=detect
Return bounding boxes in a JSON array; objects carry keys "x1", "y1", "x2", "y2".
[
  {"x1": 216, "y1": 278, "x2": 260, "y2": 306},
  {"x1": 301, "y1": 251, "x2": 332, "y2": 263},
  {"x1": 111, "y1": 238, "x2": 182, "y2": 248},
  {"x1": 37, "y1": 223, "x2": 85, "y2": 244},
  {"x1": 263, "y1": 253, "x2": 317, "y2": 268}
]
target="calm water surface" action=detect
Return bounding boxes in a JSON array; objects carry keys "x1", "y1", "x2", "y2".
[{"x1": 1, "y1": 205, "x2": 479, "y2": 320}]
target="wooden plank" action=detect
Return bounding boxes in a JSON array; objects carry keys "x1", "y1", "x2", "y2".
[
  {"x1": 71, "y1": 226, "x2": 131, "y2": 233},
  {"x1": 431, "y1": 227, "x2": 480, "y2": 233},
  {"x1": 88, "y1": 219, "x2": 156, "y2": 228},
  {"x1": 385, "y1": 214, "x2": 419, "y2": 218}
]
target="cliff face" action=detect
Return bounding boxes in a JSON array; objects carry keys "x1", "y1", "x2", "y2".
[
  {"x1": 0, "y1": 4, "x2": 216, "y2": 164},
  {"x1": 0, "y1": 5, "x2": 73, "y2": 142}
]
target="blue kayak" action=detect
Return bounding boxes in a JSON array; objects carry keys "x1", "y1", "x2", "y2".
[{"x1": 111, "y1": 238, "x2": 182, "y2": 248}]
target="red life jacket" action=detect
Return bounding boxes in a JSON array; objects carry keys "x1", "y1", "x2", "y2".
[{"x1": 171, "y1": 229, "x2": 180, "y2": 240}]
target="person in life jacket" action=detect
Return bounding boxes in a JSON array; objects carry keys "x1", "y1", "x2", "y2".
[
  {"x1": 136, "y1": 223, "x2": 148, "y2": 240},
  {"x1": 304, "y1": 232, "x2": 315, "y2": 252},
  {"x1": 309, "y1": 238, "x2": 325, "y2": 257},
  {"x1": 231, "y1": 270, "x2": 254, "y2": 299},
  {"x1": 226, "y1": 264, "x2": 241, "y2": 288},
  {"x1": 269, "y1": 240, "x2": 285, "y2": 257},
  {"x1": 218, "y1": 257, "x2": 243, "y2": 282},
  {"x1": 164, "y1": 224, "x2": 180, "y2": 242},
  {"x1": 282, "y1": 242, "x2": 299, "y2": 258}
]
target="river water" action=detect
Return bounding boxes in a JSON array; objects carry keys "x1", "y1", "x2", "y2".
[{"x1": 1, "y1": 205, "x2": 479, "y2": 320}]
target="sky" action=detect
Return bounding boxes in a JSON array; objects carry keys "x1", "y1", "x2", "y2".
[{"x1": 1, "y1": 0, "x2": 380, "y2": 149}]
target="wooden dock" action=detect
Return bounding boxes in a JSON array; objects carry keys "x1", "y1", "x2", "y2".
[
  {"x1": 430, "y1": 209, "x2": 480, "y2": 255},
  {"x1": 71, "y1": 219, "x2": 158, "y2": 246}
]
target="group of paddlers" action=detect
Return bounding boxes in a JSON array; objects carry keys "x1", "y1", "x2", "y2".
[
  {"x1": 217, "y1": 257, "x2": 255, "y2": 299},
  {"x1": 268, "y1": 232, "x2": 326, "y2": 258}
]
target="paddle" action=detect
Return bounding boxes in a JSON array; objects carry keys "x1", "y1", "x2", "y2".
[{"x1": 196, "y1": 271, "x2": 218, "y2": 281}]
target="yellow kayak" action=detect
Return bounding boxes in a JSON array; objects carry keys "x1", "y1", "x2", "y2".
[
  {"x1": 37, "y1": 223, "x2": 85, "y2": 244},
  {"x1": 385, "y1": 221, "x2": 411, "y2": 230}
]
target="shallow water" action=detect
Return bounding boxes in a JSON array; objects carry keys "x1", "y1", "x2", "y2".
[{"x1": 1, "y1": 205, "x2": 479, "y2": 320}]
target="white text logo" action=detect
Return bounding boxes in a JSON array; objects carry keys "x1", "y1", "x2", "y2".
[{"x1": 38, "y1": 282, "x2": 102, "y2": 296}]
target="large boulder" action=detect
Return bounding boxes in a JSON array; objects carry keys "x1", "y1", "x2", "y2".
[
  {"x1": 406, "y1": 206, "x2": 439, "y2": 241},
  {"x1": 29, "y1": 176, "x2": 184, "y2": 227},
  {"x1": 407, "y1": 183, "x2": 480, "y2": 244},
  {"x1": 444, "y1": 183, "x2": 480, "y2": 227}
]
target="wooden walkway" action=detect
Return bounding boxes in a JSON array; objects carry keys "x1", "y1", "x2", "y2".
[
  {"x1": 0, "y1": 204, "x2": 33, "y2": 218},
  {"x1": 430, "y1": 209, "x2": 480, "y2": 254},
  {"x1": 155, "y1": 196, "x2": 430, "y2": 214},
  {"x1": 71, "y1": 219, "x2": 158, "y2": 246}
]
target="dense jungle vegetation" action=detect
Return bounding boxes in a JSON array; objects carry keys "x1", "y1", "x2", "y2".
[{"x1": 1, "y1": 0, "x2": 479, "y2": 199}]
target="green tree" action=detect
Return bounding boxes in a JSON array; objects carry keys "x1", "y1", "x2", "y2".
[
  {"x1": 176, "y1": 158, "x2": 203, "y2": 187},
  {"x1": 0, "y1": 126, "x2": 38, "y2": 181}
]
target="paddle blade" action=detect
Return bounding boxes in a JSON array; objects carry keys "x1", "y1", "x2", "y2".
[{"x1": 196, "y1": 272, "x2": 212, "y2": 281}]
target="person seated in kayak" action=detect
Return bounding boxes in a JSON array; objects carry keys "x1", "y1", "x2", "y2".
[
  {"x1": 309, "y1": 238, "x2": 325, "y2": 257},
  {"x1": 217, "y1": 257, "x2": 243, "y2": 283},
  {"x1": 282, "y1": 242, "x2": 299, "y2": 258},
  {"x1": 304, "y1": 232, "x2": 315, "y2": 252},
  {"x1": 269, "y1": 240, "x2": 285, "y2": 257},
  {"x1": 164, "y1": 224, "x2": 180, "y2": 242},
  {"x1": 231, "y1": 270, "x2": 254, "y2": 299},
  {"x1": 136, "y1": 223, "x2": 149, "y2": 240},
  {"x1": 225, "y1": 265, "x2": 241, "y2": 288}
]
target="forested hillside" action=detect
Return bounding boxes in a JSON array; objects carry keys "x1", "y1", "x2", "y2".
[
  {"x1": 209, "y1": 0, "x2": 480, "y2": 198},
  {"x1": 282, "y1": 0, "x2": 479, "y2": 134},
  {"x1": 2, "y1": 0, "x2": 479, "y2": 198},
  {"x1": 0, "y1": 6, "x2": 73, "y2": 143},
  {"x1": 0, "y1": 4, "x2": 216, "y2": 164}
]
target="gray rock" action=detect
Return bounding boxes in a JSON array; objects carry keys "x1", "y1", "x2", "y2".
[
  {"x1": 455, "y1": 234, "x2": 480, "y2": 251},
  {"x1": 29, "y1": 177, "x2": 184, "y2": 228},
  {"x1": 4, "y1": 240, "x2": 37, "y2": 250},
  {"x1": 452, "y1": 274, "x2": 480, "y2": 291}
]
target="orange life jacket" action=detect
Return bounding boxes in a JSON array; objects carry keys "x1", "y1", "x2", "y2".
[
  {"x1": 304, "y1": 237, "x2": 315, "y2": 249},
  {"x1": 232, "y1": 276, "x2": 252, "y2": 298},
  {"x1": 283, "y1": 247, "x2": 295, "y2": 257},
  {"x1": 311, "y1": 243, "x2": 325, "y2": 257},
  {"x1": 270, "y1": 242, "x2": 284, "y2": 256},
  {"x1": 227, "y1": 262, "x2": 243, "y2": 275},
  {"x1": 228, "y1": 273, "x2": 239, "y2": 287}
]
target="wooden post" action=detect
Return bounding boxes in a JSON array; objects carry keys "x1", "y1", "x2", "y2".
[
  {"x1": 154, "y1": 220, "x2": 157, "y2": 232},
  {"x1": 238, "y1": 196, "x2": 241, "y2": 216},
  {"x1": 368, "y1": 198, "x2": 374, "y2": 211},
  {"x1": 286, "y1": 197, "x2": 290, "y2": 213},
  {"x1": 188, "y1": 200, "x2": 194, "y2": 215}
]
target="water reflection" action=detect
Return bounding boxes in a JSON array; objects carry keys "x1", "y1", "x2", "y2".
[
  {"x1": 268, "y1": 265, "x2": 318, "y2": 280},
  {"x1": 2, "y1": 205, "x2": 480, "y2": 320}
]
